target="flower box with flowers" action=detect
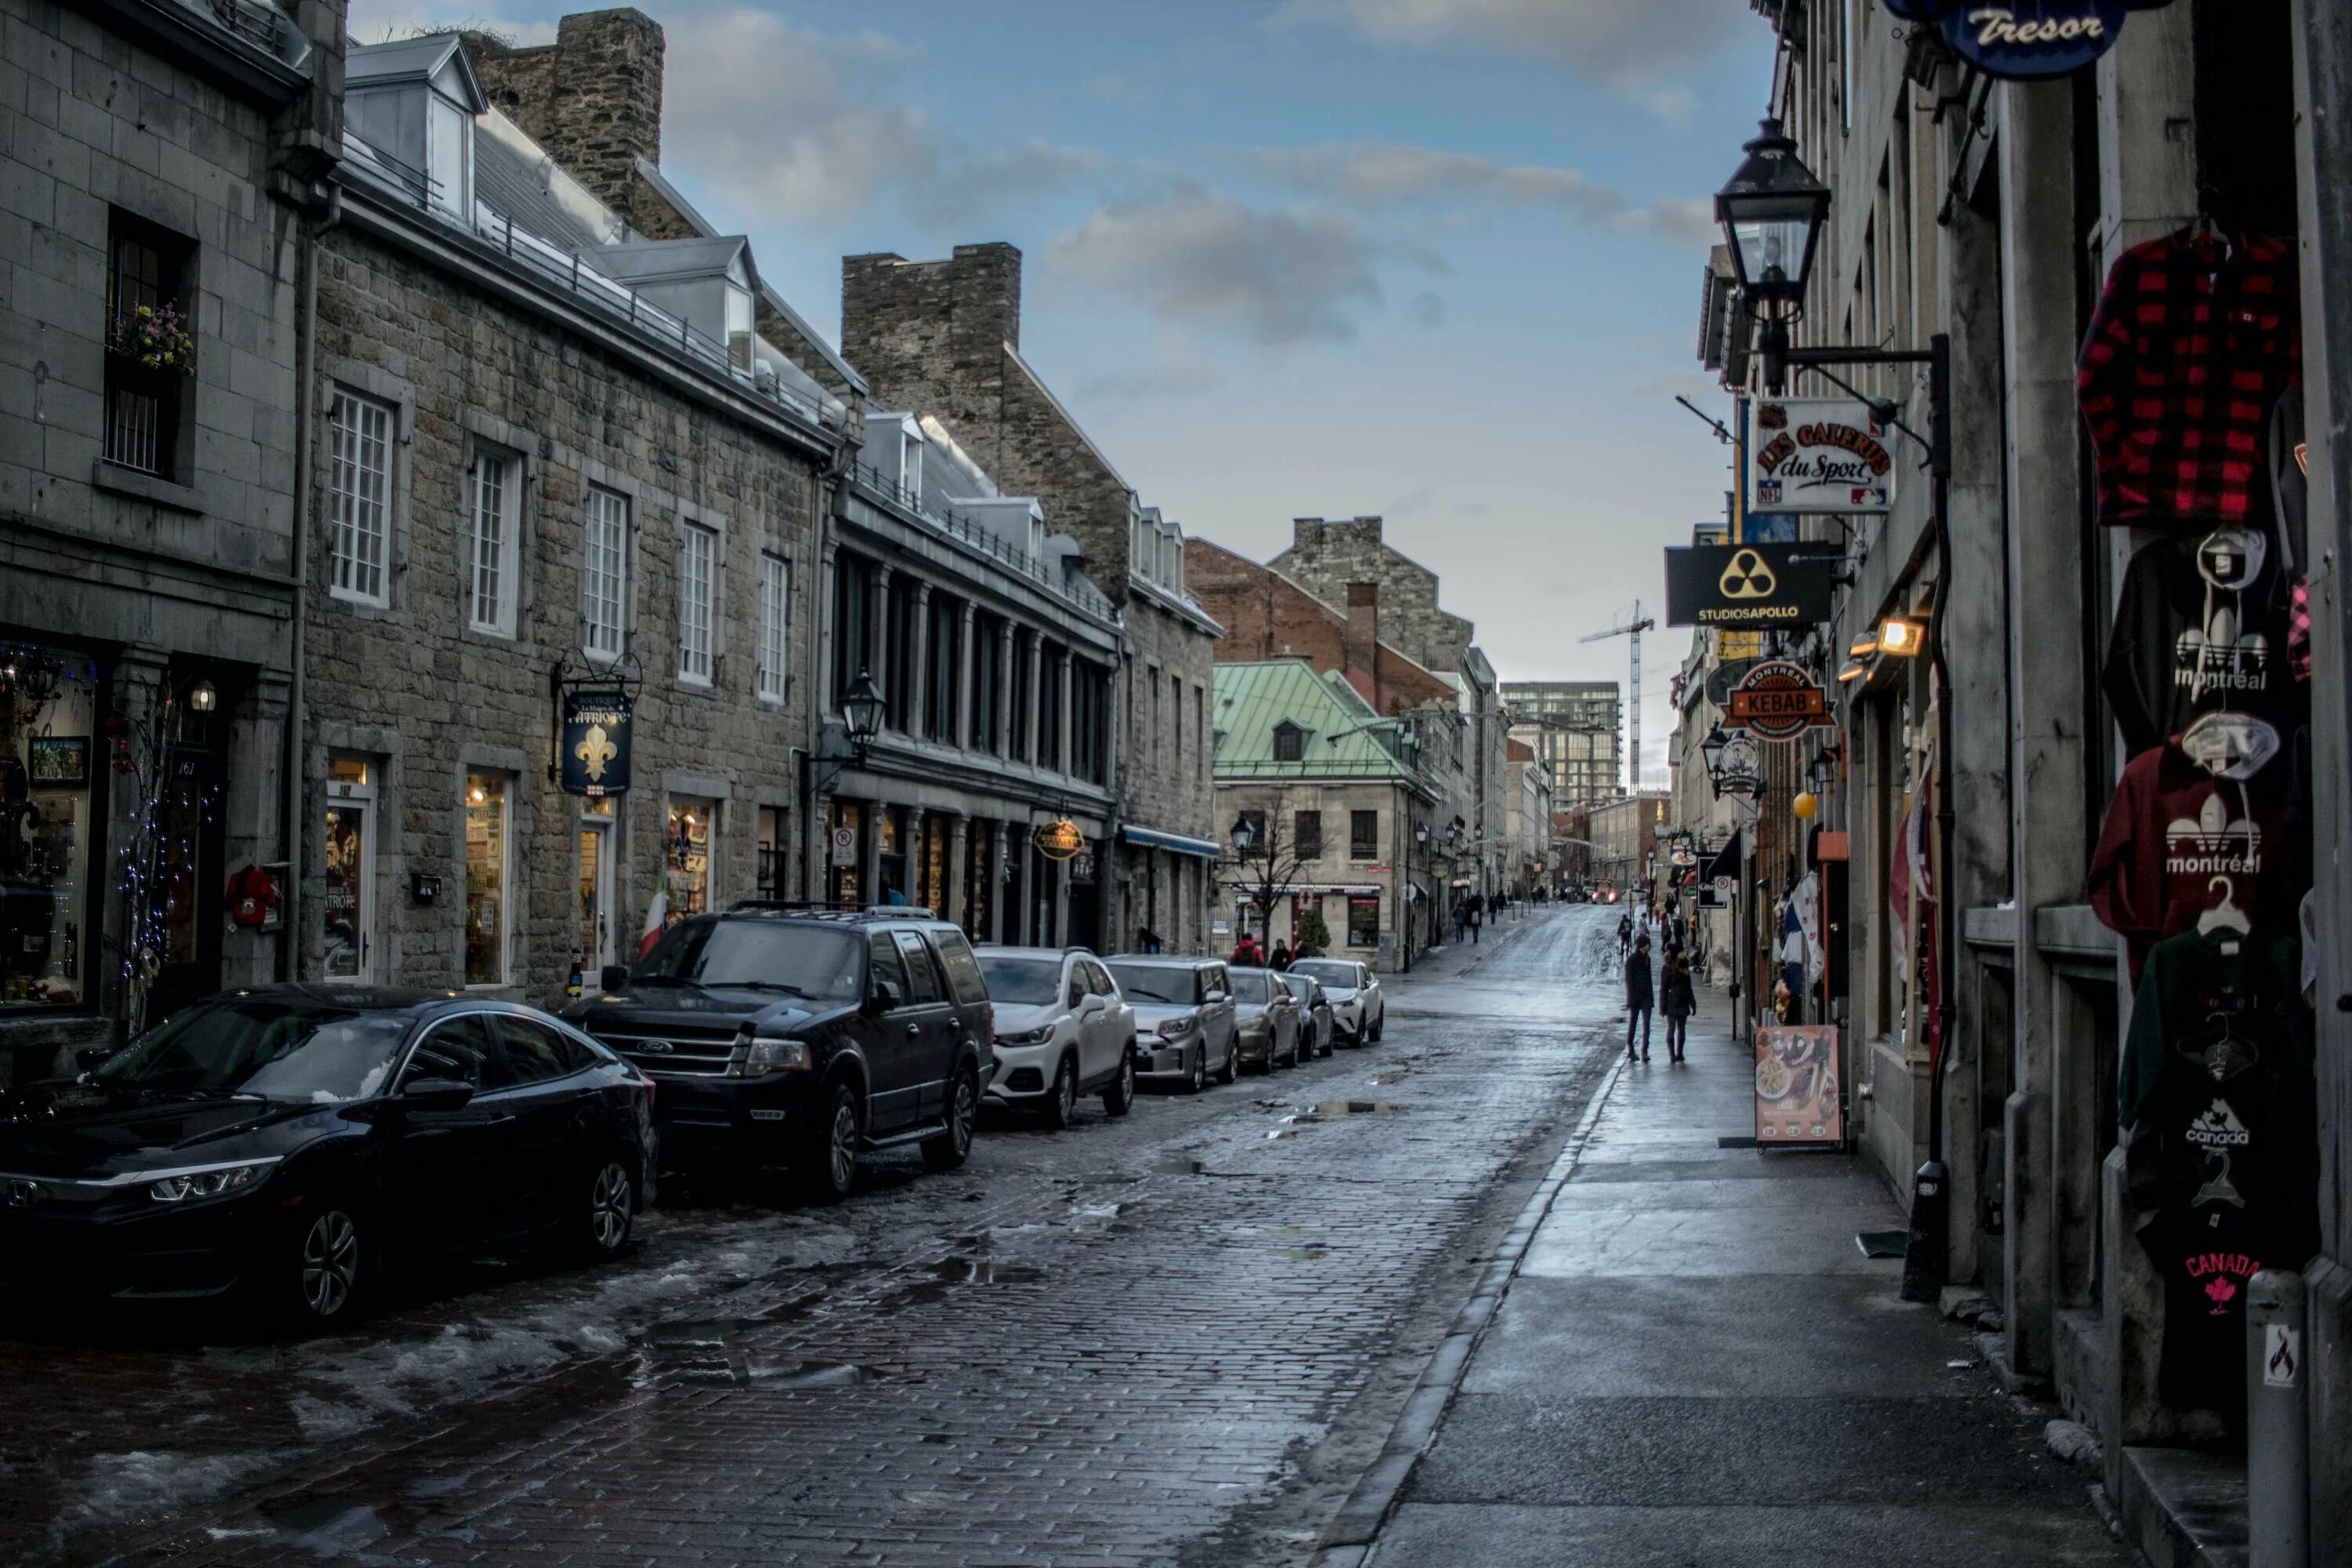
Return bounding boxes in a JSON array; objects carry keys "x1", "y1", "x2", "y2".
[{"x1": 108, "y1": 303, "x2": 195, "y2": 375}]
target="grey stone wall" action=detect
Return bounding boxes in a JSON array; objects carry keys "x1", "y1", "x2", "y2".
[
  {"x1": 470, "y1": 8, "x2": 662, "y2": 215},
  {"x1": 302, "y1": 218, "x2": 824, "y2": 1000},
  {"x1": 1269, "y1": 517, "x2": 1473, "y2": 674}
]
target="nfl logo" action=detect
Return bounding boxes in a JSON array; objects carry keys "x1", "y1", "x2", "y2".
[{"x1": 1758, "y1": 481, "x2": 1782, "y2": 505}]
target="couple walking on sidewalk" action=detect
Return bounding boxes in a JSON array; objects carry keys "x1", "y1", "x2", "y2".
[{"x1": 1623, "y1": 935, "x2": 1695, "y2": 1062}]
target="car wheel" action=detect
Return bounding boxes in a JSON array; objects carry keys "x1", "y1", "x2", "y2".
[
  {"x1": 285, "y1": 1201, "x2": 366, "y2": 1330},
  {"x1": 798, "y1": 1082, "x2": 861, "y2": 1204},
  {"x1": 1102, "y1": 1050, "x2": 1136, "y2": 1117},
  {"x1": 1043, "y1": 1054, "x2": 1079, "y2": 1131},
  {"x1": 923, "y1": 1065, "x2": 979, "y2": 1171},
  {"x1": 1187, "y1": 1049, "x2": 1207, "y2": 1094},
  {"x1": 577, "y1": 1157, "x2": 636, "y2": 1260},
  {"x1": 1214, "y1": 1039, "x2": 1238, "y2": 1085},
  {"x1": 1371, "y1": 1011, "x2": 1385, "y2": 1042}
]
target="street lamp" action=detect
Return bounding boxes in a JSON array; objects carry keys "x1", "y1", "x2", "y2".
[
  {"x1": 841, "y1": 669, "x2": 887, "y2": 760},
  {"x1": 1715, "y1": 118, "x2": 1829, "y2": 394},
  {"x1": 1700, "y1": 724, "x2": 1729, "y2": 779},
  {"x1": 1229, "y1": 813, "x2": 1257, "y2": 856}
]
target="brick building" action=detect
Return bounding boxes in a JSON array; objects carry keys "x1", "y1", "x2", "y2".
[
  {"x1": 303, "y1": 26, "x2": 846, "y2": 997},
  {"x1": 1268, "y1": 517, "x2": 1511, "y2": 905},
  {"x1": 840, "y1": 244, "x2": 1224, "y2": 955},
  {"x1": 0, "y1": 0, "x2": 341, "y2": 1079}
]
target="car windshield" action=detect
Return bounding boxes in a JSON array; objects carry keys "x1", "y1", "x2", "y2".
[
  {"x1": 1292, "y1": 960, "x2": 1358, "y2": 990},
  {"x1": 92, "y1": 998, "x2": 414, "y2": 1104},
  {"x1": 633, "y1": 920, "x2": 863, "y2": 1000},
  {"x1": 1229, "y1": 971, "x2": 1271, "y2": 1004},
  {"x1": 1279, "y1": 975, "x2": 1315, "y2": 1002},
  {"x1": 1106, "y1": 964, "x2": 1198, "y2": 1005},
  {"x1": 981, "y1": 956, "x2": 1062, "y2": 1005}
]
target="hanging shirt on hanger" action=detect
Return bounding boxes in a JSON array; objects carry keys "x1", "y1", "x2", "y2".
[
  {"x1": 2103, "y1": 524, "x2": 2298, "y2": 757},
  {"x1": 2089, "y1": 713, "x2": 2303, "y2": 981},
  {"x1": 2078, "y1": 230, "x2": 2299, "y2": 530}
]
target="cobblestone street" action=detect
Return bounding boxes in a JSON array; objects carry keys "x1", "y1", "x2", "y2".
[{"x1": 2, "y1": 909, "x2": 1621, "y2": 1567}]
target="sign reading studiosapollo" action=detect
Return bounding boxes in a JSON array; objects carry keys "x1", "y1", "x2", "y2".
[
  {"x1": 1665, "y1": 544, "x2": 1837, "y2": 628},
  {"x1": 1749, "y1": 397, "x2": 1896, "y2": 514}
]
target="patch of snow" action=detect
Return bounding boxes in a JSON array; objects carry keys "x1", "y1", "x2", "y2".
[{"x1": 56, "y1": 1450, "x2": 282, "y2": 1541}]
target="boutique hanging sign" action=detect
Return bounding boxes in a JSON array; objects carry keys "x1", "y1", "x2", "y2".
[
  {"x1": 1880, "y1": 0, "x2": 2176, "y2": 80},
  {"x1": 1748, "y1": 397, "x2": 1896, "y2": 515}
]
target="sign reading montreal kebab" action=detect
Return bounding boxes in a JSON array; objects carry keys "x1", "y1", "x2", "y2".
[
  {"x1": 1726, "y1": 660, "x2": 1834, "y2": 742},
  {"x1": 1748, "y1": 397, "x2": 1895, "y2": 515}
]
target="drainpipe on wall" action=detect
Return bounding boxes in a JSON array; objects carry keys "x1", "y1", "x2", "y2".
[{"x1": 280, "y1": 183, "x2": 341, "y2": 982}]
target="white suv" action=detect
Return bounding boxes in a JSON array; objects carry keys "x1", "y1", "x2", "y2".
[
  {"x1": 977, "y1": 947, "x2": 1138, "y2": 1127},
  {"x1": 1290, "y1": 958, "x2": 1385, "y2": 1046}
]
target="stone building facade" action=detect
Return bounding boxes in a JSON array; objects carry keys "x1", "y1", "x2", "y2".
[
  {"x1": 0, "y1": 0, "x2": 340, "y2": 1078},
  {"x1": 840, "y1": 244, "x2": 1224, "y2": 955},
  {"x1": 301, "y1": 32, "x2": 840, "y2": 1000}
]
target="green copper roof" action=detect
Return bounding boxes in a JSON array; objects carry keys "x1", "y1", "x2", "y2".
[{"x1": 1211, "y1": 660, "x2": 1424, "y2": 780}]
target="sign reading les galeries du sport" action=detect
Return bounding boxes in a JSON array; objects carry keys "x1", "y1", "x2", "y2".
[{"x1": 1748, "y1": 397, "x2": 1896, "y2": 516}]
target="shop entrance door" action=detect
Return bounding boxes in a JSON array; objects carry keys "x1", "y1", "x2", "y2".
[
  {"x1": 575, "y1": 800, "x2": 615, "y2": 992},
  {"x1": 147, "y1": 733, "x2": 225, "y2": 1020}
]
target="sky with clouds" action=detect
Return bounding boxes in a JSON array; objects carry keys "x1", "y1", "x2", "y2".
[{"x1": 351, "y1": 0, "x2": 1780, "y2": 789}]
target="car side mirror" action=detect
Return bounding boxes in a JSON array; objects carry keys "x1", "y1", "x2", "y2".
[
  {"x1": 867, "y1": 978, "x2": 905, "y2": 1014},
  {"x1": 601, "y1": 964, "x2": 630, "y2": 992},
  {"x1": 398, "y1": 1076, "x2": 475, "y2": 1113},
  {"x1": 1205, "y1": 989, "x2": 1229, "y2": 1005},
  {"x1": 74, "y1": 1046, "x2": 113, "y2": 1073}
]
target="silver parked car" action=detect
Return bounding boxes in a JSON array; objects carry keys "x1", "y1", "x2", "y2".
[
  {"x1": 1229, "y1": 967, "x2": 1302, "y2": 1073},
  {"x1": 1105, "y1": 956, "x2": 1240, "y2": 1092},
  {"x1": 1289, "y1": 957, "x2": 1385, "y2": 1046},
  {"x1": 1279, "y1": 970, "x2": 1335, "y2": 1058},
  {"x1": 977, "y1": 947, "x2": 1138, "y2": 1127}
]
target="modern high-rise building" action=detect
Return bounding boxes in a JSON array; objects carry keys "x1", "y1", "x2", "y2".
[{"x1": 1502, "y1": 681, "x2": 1623, "y2": 807}]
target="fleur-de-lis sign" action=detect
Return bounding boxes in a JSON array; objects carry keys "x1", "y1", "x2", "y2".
[{"x1": 575, "y1": 722, "x2": 617, "y2": 782}]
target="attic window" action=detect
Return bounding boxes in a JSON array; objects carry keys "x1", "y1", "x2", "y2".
[
  {"x1": 1273, "y1": 722, "x2": 1306, "y2": 763},
  {"x1": 426, "y1": 92, "x2": 473, "y2": 217}
]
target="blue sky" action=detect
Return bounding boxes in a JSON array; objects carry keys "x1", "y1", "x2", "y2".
[{"x1": 354, "y1": 0, "x2": 1780, "y2": 786}]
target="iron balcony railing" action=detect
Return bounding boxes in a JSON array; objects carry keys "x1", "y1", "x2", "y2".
[
  {"x1": 339, "y1": 130, "x2": 837, "y2": 436},
  {"x1": 846, "y1": 462, "x2": 1119, "y2": 622},
  {"x1": 179, "y1": 0, "x2": 311, "y2": 67}
]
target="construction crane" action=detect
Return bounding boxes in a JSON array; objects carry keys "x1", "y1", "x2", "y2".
[{"x1": 1581, "y1": 601, "x2": 1656, "y2": 793}]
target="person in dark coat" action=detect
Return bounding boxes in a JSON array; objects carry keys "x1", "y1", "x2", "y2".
[
  {"x1": 1624, "y1": 934, "x2": 1655, "y2": 1062},
  {"x1": 1269, "y1": 940, "x2": 1292, "y2": 971},
  {"x1": 1659, "y1": 946, "x2": 1697, "y2": 1063}
]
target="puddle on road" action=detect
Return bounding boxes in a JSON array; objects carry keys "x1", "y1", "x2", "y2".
[
  {"x1": 1157, "y1": 1154, "x2": 1210, "y2": 1175},
  {"x1": 1275, "y1": 1101, "x2": 1406, "y2": 1134},
  {"x1": 928, "y1": 1258, "x2": 1043, "y2": 1287},
  {"x1": 257, "y1": 1498, "x2": 389, "y2": 1557}
]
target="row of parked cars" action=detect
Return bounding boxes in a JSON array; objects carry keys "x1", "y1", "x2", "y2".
[{"x1": 0, "y1": 903, "x2": 1388, "y2": 1331}]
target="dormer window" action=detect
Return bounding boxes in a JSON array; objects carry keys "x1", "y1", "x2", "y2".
[
  {"x1": 902, "y1": 430, "x2": 924, "y2": 508},
  {"x1": 725, "y1": 282, "x2": 755, "y2": 370},
  {"x1": 1274, "y1": 721, "x2": 1307, "y2": 764},
  {"x1": 426, "y1": 91, "x2": 473, "y2": 216}
]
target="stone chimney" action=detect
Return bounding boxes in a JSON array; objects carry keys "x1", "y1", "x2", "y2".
[
  {"x1": 840, "y1": 242, "x2": 1023, "y2": 418},
  {"x1": 1344, "y1": 582, "x2": 1379, "y2": 691},
  {"x1": 472, "y1": 9, "x2": 664, "y2": 213}
]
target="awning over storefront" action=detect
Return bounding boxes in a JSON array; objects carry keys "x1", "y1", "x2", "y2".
[
  {"x1": 1701, "y1": 829, "x2": 1744, "y2": 884},
  {"x1": 1120, "y1": 823, "x2": 1222, "y2": 858}
]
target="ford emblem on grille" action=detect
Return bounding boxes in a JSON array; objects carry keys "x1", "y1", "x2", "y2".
[{"x1": 636, "y1": 1039, "x2": 674, "y2": 1054}]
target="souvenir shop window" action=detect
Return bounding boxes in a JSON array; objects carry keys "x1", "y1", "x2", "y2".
[
  {"x1": 464, "y1": 772, "x2": 510, "y2": 986},
  {"x1": 666, "y1": 797, "x2": 717, "y2": 916},
  {"x1": 322, "y1": 755, "x2": 377, "y2": 983},
  {"x1": 1346, "y1": 895, "x2": 1381, "y2": 949},
  {"x1": 1, "y1": 644, "x2": 102, "y2": 1008}
]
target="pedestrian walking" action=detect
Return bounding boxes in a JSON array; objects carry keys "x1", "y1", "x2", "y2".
[
  {"x1": 1467, "y1": 899, "x2": 1483, "y2": 945},
  {"x1": 1624, "y1": 934, "x2": 1654, "y2": 1062},
  {"x1": 1617, "y1": 912, "x2": 1633, "y2": 958},
  {"x1": 1660, "y1": 946, "x2": 1696, "y2": 1063},
  {"x1": 1269, "y1": 939, "x2": 1292, "y2": 971},
  {"x1": 1453, "y1": 902, "x2": 1468, "y2": 945}
]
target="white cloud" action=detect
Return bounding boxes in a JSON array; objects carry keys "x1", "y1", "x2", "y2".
[
  {"x1": 1047, "y1": 186, "x2": 1418, "y2": 345},
  {"x1": 1271, "y1": 0, "x2": 1751, "y2": 122},
  {"x1": 1256, "y1": 141, "x2": 1714, "y2": 252},
  {"x1": 1608, "y1": 195, "x2": 1718, "y2": 250}
]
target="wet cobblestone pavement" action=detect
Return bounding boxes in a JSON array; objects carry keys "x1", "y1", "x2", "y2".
[{"x1": 2, "y1": 908, "x2": 1623, "y2": 1567}]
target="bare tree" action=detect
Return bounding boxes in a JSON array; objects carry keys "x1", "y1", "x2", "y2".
[{"x1": 1221, "y1": 787, "x2": 1315, "y2": 951}]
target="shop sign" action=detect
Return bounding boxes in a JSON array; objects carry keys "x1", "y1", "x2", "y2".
[
  {"x1": 1755, "y1": 1025, "x2": 1842, "y2": 1146},
  {"x1": 1726, "y1": 660, "x2": 1835, "y2": 741},
  {"x1": 1748, "y1": 397, "x2": 1896, "y2": 514},
  {"x1": 1712, "y1": 731, "x2": 1766, "y2": 797},
  {"x1": 1716, "y1": 630, "x2": 1766, "y2": 661},
  {"x1": 1034, "y1": 818, "x2": 1085, "y2": 861},
  {"x1": 1666, "y1": 544, "x2": 1837, "y2": 628},
  {"x1": 1069, "y1": 850, "x2": 1097, "y2": 884},
  {"x1": 1929, "y1": 1, "x2": 2136, "y2": 80},
  {"x1": 558, "y1": 691, "x2": 633, "y2": 797}
]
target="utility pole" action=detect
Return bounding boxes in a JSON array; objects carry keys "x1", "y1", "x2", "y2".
[{"x1": 1581, "y1": 601, "x2": 1656, "y2": 794}]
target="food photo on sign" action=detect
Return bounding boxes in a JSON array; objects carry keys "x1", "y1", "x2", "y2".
[{"x1": 1753, "y1": 1025, "x2": 1841, "y2": 1145}]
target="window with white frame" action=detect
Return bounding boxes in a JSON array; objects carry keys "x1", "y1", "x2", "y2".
[
  {"x1": 468, "y1": 449, "x2": 517, "y2": 634},
  {"x1": 581, "y1": 486, "x2": 629, "y2": 660},
  {"x1": 678, "y1": 521, "x2": 717, "y2": 684},
  {"x1": 328, "y1": 391, "x2": 394, "y2": 604},
  {"x1": 757, "y1": 554, "x2": 790, "y2": 702}
]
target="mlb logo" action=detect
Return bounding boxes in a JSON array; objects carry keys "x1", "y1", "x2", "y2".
[{"x1": 1852, "y1": 488, "x2": 1872, "y2": 506}]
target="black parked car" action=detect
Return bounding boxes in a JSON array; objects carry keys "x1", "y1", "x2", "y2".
[
  {"x1": 0, "y1": 987, "x2": 656, "y2": 1330},
  {"x1": 568, "y1": 906, "x2": 993, "y2": 1203}
]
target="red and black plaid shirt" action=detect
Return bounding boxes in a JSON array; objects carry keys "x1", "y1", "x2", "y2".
[{"x1": 2078, "y1": 231, "x2": 2299, "y2": 528}]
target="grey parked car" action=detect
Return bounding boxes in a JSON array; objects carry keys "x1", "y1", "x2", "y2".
[
  {"x1": 1229, "y1": 967, "x2": 1302, "y2": 1073},
  {"x1": 1279, "y1": 971, "x2": 1335, "y2": 1058},
  {"x1": 1105, "y1": 956, "x2": 1240, "y2": 1092}
]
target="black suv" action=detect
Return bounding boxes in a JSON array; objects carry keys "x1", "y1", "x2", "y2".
[{"x1": 568, "y1": 906, "x2": 993, "y2": 1203}]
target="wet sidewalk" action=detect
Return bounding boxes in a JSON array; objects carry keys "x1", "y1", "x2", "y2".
[{"x1": 1328, "y1": 982, "x2": 2138, "y2": 1568}]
